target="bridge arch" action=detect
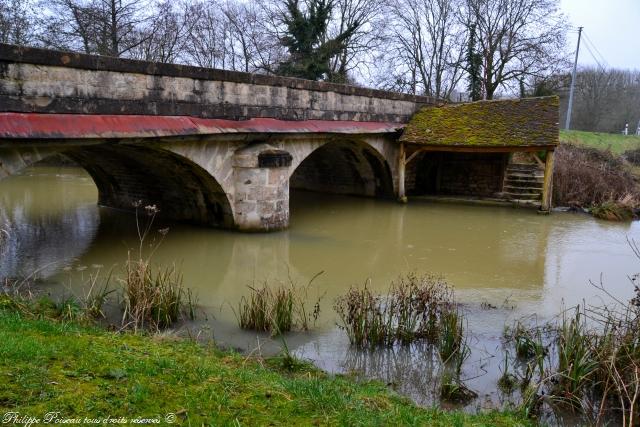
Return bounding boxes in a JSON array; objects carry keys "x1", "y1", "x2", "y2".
[
  {"x1": 289, "y1": 139, "x2": 394, "y2": 198},
  {"x1": 63, "y1": 144, "x2": 234, "y2": 228}
]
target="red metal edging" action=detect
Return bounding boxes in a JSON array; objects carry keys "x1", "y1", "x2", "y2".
[{"x1": 0, "y1": 113, "x2": 404, "y2": 140}]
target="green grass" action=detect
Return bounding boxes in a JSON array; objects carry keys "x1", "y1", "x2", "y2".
[
  {"x1": 0, "y1": 309, "x2": 531, "y2": 426},
  {"x1": 561, "y1": 129, "x2": 640, "y2": 154}
]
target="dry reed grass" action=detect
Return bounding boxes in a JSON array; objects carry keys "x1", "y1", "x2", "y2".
[
  {"x1": 553, "y1": 143, "x2": 639, "y2": 219},
  {"x1": 334, "y1": 273, "x2": 456, "y2": 348}
]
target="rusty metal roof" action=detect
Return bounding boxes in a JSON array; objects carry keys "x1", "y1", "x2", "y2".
[{"x1": 0, "y1": 113, "x2": 404, "y2": 140}]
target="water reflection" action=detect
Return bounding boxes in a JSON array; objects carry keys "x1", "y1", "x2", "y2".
[
  {"x1": 2, "y1": 165, "x2": 640, "y2": 416},
  {"x1": 0, "y1": 167, "x2": 99, "y2": 280},
  {"x1": 342, "y1": 343, "x2": 441, "y2": 407}
]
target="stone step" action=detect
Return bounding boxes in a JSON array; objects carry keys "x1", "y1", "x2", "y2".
[
  {"x1": 503, "y1": 185, "x2": 543, "y2": 194},
  {"x1": 504, "y1": 179, "x2": 544, "y2": 187},
  {"x1": 503, "y1": 192, "x2": 541, "y2": 201},
  {"x1": 507, "y1": 163, "x2": 542, "y2": 172},
  {"x1": 505, "y1": 172, "x2": 544, "y2": 180},
  {"x1": 511, "y1": 199, "x2": 542, "y2": 207}
]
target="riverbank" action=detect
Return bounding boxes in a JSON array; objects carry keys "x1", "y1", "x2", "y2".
[
  {"x1": 560, "y1": 130, "x2": 640, "y2": 154},
  {"x1": 553, "y1": 130, "x2": 640, "y2": 220},
  {"x1": 0, "y1": 301, "x2": 530, "y2": 426}
]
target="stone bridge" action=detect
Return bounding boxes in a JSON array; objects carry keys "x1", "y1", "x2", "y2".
[{"x1": 0, "y1": 44, "x2": 559, "y2": 232}]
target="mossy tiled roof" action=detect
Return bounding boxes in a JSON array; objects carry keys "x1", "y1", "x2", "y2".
[{"x1": 400, "y1": 96, "x2": 559, "y2": 147}]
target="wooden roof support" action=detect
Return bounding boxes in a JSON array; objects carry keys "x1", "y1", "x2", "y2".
[
  {"x1": 540, "y1": 149, "x2": 555, "y2": 212},
  {"x1": 397, "y1": 142, "x2": 407, "y2": 203},
  {"x1": 404, "y1": 144, "x2": 556, "y2": 153}
]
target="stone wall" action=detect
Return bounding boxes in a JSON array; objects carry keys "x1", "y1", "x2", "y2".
[
  {"x1": 409, "y1": 152, "x2": 507, "y2": 197},
  {"x1": 0, "y1": 44, "x2": 435, "y2": 122}
]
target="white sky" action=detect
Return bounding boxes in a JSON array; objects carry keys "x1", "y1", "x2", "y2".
[{"x1": 560, "y1": 0, "x2": 640, "y2": 70}]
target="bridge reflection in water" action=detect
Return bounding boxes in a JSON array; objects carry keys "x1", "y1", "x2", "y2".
[{"x1": 2, "y1": 165, "x2": 639, "y2": 408}]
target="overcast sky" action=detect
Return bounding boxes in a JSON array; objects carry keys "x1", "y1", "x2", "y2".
[{"x1": 560, "y1": 0, "x2": 640, "y2": 70}]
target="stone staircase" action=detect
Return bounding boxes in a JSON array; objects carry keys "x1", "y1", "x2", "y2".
[{"x1": 502, "y1": 163, "x2": 544, "y2": 205}]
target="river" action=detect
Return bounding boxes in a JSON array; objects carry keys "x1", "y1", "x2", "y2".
[{"x1": 1, "y1": 165, "x2": 639, "y2": 414}]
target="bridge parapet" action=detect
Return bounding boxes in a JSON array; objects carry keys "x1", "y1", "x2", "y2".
[{"x1": 0, "y1": 44, "x2": 436, "y2": 123}]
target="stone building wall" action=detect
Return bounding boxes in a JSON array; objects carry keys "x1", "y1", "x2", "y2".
[{"x1": 409, "y1": 152, "x2": 507, "y2": 197}]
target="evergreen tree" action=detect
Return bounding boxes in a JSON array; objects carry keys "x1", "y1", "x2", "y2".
[
  {"x1": 466, "y1": 23, "x2": 482, "y2": 101},
  {"x1": 277, "y1": 0, "x2": 358, "y2": 81}
]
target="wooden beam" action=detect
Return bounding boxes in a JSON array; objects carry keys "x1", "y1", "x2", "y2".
[
  {"x1": 403, "y1": 144, "x2": 557, "y2": 153},
  {"x1": 398, "y1": 142, "x2": 407, "y2": 203},
  {"x1": 405, "y1": 149, "x2": 423, "y2": 166},
  {"x1": 540, "y1": 149, "x2": 555, "y2": 212},
  {"x1": 531, "y1": 152, "x2": 545, "y2": 167}
]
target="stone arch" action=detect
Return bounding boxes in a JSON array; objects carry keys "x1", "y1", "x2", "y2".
[
  {"x1": 63, "y1": 144, "x2": 234, "y2": 228},
  {"x1": 289, "y1": 139, "x2": 394, "y2": 198}
]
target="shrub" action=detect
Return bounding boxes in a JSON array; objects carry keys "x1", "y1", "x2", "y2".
[{"x1": 553, "y1": 143, "x2": 639, "y2": 209}]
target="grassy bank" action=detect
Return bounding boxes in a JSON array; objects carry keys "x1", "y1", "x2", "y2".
[
  {"x1": 554, "y1": 130, "x2": 640, "y2": 219},
  {"x1": 0, "y1": 306, "x2": 529, "y2": 426},
  {"x1": 560, "y1": 130, "x2": 640, "y2": 154}
]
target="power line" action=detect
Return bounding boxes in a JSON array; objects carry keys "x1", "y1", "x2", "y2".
[
  {"x1": 582, "y1": 38, "x2": 607, "y2": 71},
  {"x1": 582, "y1": 32, "x2": 609, "y2": 68}
]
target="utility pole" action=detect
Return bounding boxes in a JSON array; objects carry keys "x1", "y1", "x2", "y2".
[{"x1": 565, "y1": 26, "x2": 583, "y2": 130}]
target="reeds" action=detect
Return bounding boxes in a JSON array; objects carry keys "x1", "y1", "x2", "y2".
[
  {"x1": 553, "y1": 143, "x2": 640, "y2": 215},
  {"x1": 335, "y1": 273, "x2": 475, "y2": 403},
  {"x1": 237, "y1": 272, "x2": 323, "y2": 335},
  {"x1": 121, "y1": 256, "x2": 195, "y2": 331},
  {"x1": 119, "y1": 203, "x2": 196, "y2": 331},
  {"x1": 334, "y1": 273, "x2": 456, "y2": 348},
  {"x1": 504, "y1": 301, "x2": 640, "y2": 424},
  {"x1": 437, "y1": 308, "x2": 466, "y2": 364}
]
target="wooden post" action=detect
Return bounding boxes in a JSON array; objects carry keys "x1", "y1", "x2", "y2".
[
  {"x1": 398, "y1": 142, "x2": 407, "y2": 203},
  {"x1": 540, "y1": 149, "x2": 555, "y2": 212}
]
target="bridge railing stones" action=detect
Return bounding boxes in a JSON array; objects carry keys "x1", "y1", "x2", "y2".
[{"x1": 0, "y1": 44, "x2": 437, "y2": 123}]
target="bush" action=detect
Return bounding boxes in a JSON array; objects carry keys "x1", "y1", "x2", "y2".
[{"x1": 553, "y1": 143, "x2": 639, "y2": 210}]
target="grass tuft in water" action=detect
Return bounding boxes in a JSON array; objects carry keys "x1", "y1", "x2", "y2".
[
  {"x1": 237, "y1": 272, "x2": 323, "y2": 335},
  {"x1": 497, "y1": 353, "x2": 518, "y2": 394},
  {"x1": 121, "y1": 257, "x2": 195, "y2": 331},
  {"x1": 440, "y1": 371, "x2": 478, "y2": 404},
  {"x1": 334, "y1": 273, "x2": 456, "y2": 348}
]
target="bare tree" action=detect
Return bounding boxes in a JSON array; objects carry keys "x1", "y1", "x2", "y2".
[
  {"x1": 563, "y1": 67, "x2": 640, "y2": 133},
  {"x1": 39, "y1": 0, "x2": 151, "y2": 57},
  {"x1": 221, "y1": 1, "x2": 282, "y2": 73},
  {"x1": 380, "y1": 0, "x2": 465, "y2": 99},
  {"x1": 462, "y1": 0, "x2": 568, "y2": 99},
  {"x1": 129, "y1": 1, "x2": 191, "y2": 63},
  {"x1": 180, "y1": 0, "x2": 282, "y2": 73},
  {"x1": 181, "y1": 0, "x2": 228, "y2": 69},
  {"x1": 1, "y1": 0, "x2": 37, "y2": 45},
  {"x1": 326, "y1": 0, "x2": 387, "y2": 84}
]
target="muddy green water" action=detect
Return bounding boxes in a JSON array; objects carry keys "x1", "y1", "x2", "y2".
[{"x1": 2, "y1": 166, "x2": 639, "y2": 415}]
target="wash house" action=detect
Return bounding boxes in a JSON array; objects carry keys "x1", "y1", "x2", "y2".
[{"x1": 397, "y1": 96, "x2": 560, "y2": 211}]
